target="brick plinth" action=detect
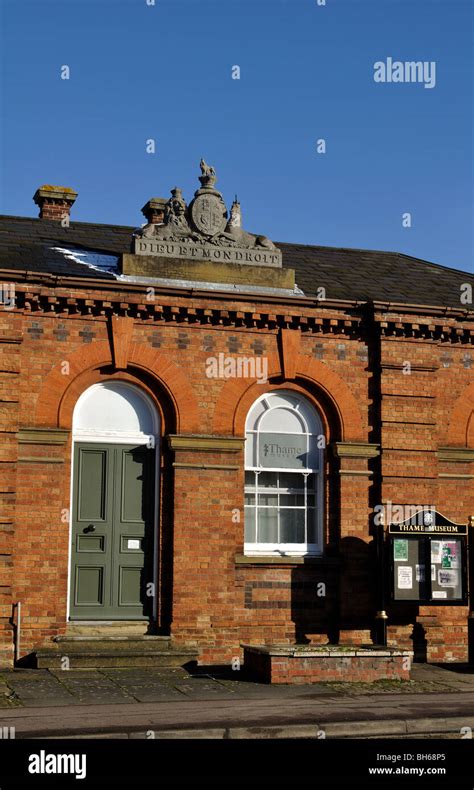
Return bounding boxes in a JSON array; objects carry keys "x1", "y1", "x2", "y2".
[{"x1": 243, "y1": 645, "x2": 413, "y2": 684}]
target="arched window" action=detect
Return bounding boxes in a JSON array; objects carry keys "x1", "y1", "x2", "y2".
[{"x1": 244, "y1": 391, "x2": 324, "y2": 556}]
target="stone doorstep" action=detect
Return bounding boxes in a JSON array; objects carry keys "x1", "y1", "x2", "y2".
[
  {"x1": 35, "y1": 649, "x2": 198, "y2": 670},
  {"x1": 54, "y1": 635, "x2": 171, "y2": 644},
  {"x1": 66, "y1": 621, "x2": 151, "y2": 637},
  {"x1": 35, "y1": 630, "x2": 198, "y2": 669},
  {"x1": 42, "y1": 635, "x2": 174, "y2": 654},
  {"x1": 40, "y1": 640, "x2": 196, "y2": 650},
  {"x1": 36, "y1": 649, "x2": 197, "y2": 658}
]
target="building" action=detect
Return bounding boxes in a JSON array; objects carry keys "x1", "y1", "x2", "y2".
[{"x1": 0, "y1": 162, "x2": 473, "y2": 671}]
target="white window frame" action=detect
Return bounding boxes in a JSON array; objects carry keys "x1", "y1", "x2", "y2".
[{"x1": 244, "y1": 391, "x2": 324, "y2": 557}]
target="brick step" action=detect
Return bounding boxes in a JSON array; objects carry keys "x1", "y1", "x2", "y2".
[{"x1": 35, "y1": 643, "x2": 198, "y2": 669}]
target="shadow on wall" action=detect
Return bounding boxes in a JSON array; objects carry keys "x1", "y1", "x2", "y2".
[
  {"x1": 288, "y1": 536, "x2": 427, "y2": 656},
  {"x1": 289, "y1": 536, "x2": 375, "y2": 646},
  {"x1": 411, "y1": 622, "x2": 428, "y2": 662}
]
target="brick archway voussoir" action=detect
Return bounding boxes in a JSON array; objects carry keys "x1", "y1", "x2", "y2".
[
  {"x1": 212, "y1": 353, "x2": 365, "y2": 440},
  {"x1": 34, "y1": 342, "x2": 199, "y2": 433},
  {"x1": 446, "y1": 383, "x2": 474, "y2": 448}
]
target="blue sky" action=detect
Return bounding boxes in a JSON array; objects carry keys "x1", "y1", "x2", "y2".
[{"x1": 1, "y1": 0, "x2": 472, "y2": 272}]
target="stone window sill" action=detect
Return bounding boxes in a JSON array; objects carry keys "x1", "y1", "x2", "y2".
[{"x1": 235, "y1": 553, "x2": 340, "y2": 566}]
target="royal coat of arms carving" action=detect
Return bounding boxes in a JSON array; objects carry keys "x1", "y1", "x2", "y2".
[
  {"x1": 190, "y1": 193, "x2": 227, "y2": 237},
  {"x1": 133, "y1": 160, "x2": 281, "y2": 267}
]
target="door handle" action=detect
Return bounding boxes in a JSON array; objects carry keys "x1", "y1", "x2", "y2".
[{"x1": 83, "y1": 525, "x2": 96, "y2": 533}]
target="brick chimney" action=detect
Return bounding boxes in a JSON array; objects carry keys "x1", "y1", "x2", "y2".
[
  {"x1": 141, "y1": 197, "x2": 167, "y2": 224},
  {"x1": 33, "y1": 185, "x2": 78, "y2": 220}
]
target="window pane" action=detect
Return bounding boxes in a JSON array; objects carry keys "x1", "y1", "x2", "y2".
[
  {"x1": 264, "y1": 393, "x2": 300, "y2": 409},
  {"x1": 280, "y1": 509, "x2": 305, "y2": 543},
  {"x1": 307, "y1": 438, "x2": 321, "y2": 470},
  {"x1": 307, "y1": 494, "x2": 316, "y2": 507},
  {"x1": 245, "y1": 471, "x2": 255, "y2": 488},
  {"x1": 244, "y1": 493, "x2": 255, "y2": 506},
  {"x1": 245, "y1": 433, "x2": 257, "y2": 468},
  {"x1": 279, "y1": 472, "x2": 304, "y2": 490},
  {"x1": 280, "y1": 493, "x2": 305, "y2": 507},
  {"x1": 244, "y1": 506, "x2": 256, "y2": 542},
  {"x1": 306, "y1": 508, "x2": 317, "y2": 543},
  {"x1": 259, "y1": 407, "x2": 305, "y2": 433},
  {"x1": 306, "y1": 473, "x2": 316, "y2": 489},
  {"x1": 245, "y1": 398, "x2": 266, "y2": 431},
  {"x1": 259, "y1": 493, "x2": 278, "y2": 507},
  {"x1": 257, "y1": 472, "x2": 277, "y2": 488},
  {"x1": 258, "y1": 508, "x2": 278, "y2": 542}
]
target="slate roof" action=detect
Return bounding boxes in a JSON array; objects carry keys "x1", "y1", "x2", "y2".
[{"x1": 0, "y1": 215, "x2": 472, "y2": 309}]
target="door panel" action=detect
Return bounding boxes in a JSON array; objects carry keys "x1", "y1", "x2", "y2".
[
  {"x1": 121, "y1": 448, "x2": 147, "y2": 522},
  {"x1": 70, "y1": 443, "x2": 155, "y2": 619},
  {"x1": 75, "y1": 566, "x2": 104, "y2": 606},
  {"x1": 71, "y1": 445, "x2": 113, "y2": 618},
  {"x1": 119, "y1": 567, "x2": 142, "y2": 606},
  {"x1": 77, "y1": 448, "x2": 108, "y2": 522},
  {"x1": 77, "y1": 535, "x2": 104, "y2": 552},
  {"x1": 111, "y1": 446, "x2": 154, "y2": 615}
]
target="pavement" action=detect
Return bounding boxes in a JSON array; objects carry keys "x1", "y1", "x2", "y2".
[{"x1": 1, "y1": 662, "x2": 474, "y2": 738}]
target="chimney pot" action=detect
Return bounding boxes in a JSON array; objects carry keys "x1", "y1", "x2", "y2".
[
  {"x1": 141, "y1": 197, "x2": 168, "y2": 225},
  {"x1": 33, "y1": 185, "x2": 78, "y2": 220}
]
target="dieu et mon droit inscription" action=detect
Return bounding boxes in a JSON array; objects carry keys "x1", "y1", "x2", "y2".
[{"x1": 133, "y1": 238, "x2": 282, "y2": 267}]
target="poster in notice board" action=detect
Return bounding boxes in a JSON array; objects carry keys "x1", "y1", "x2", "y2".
[
  {"x1": 430, "y1": 538, "x2": 463, "y2": 601},
  {"x1": 392, "y1": 537, "x2": 427, "y2": 601},
  {"x1": 390, "y1": 536, "x2": 466, "y2": 603}
]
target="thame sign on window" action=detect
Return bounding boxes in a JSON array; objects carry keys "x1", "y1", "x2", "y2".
[{"x1": 258, "y1": 433, "x2": 312, "y2": 469}]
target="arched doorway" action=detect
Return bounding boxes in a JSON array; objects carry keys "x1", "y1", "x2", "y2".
[{"x1": 69, "y1": 382, "x2": 159, "y2": 621}]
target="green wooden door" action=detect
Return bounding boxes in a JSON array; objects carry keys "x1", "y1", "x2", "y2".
[{"x1": 70, "y1": 443, "x2": 155, "y2": 619}]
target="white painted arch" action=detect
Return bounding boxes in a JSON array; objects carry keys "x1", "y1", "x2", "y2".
[{"x1": 72, "y1": 381, "x2": 160, "y2": 443}]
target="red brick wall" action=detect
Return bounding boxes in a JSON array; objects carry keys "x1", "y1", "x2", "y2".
[
  {"x1": 0, "y1": 281, "x2": 471, "y2": 666},
  {"x1": 0, "y1": 311, "x2": 20, "y2": 666}
]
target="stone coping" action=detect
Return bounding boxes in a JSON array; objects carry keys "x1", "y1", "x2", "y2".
[
  {"x1": 331, "y1": 442, "x2": 380, "y2": 459},
  {"x1": 242, "y1": 644, "x2": 413, "y2": 658},
  {"x1": 234, "y1": 553, "x2": 340, "y2": 566},
  {"x1": 438, "y1": 447, "x2": 474, "y2": 462},
  {"x1": 33, "y1": 185, "x2": 78, "y2": 203},
  {"x1": 168, "y1": 435, "x2": 244, "y2": 452},
  {"x1": 18, "y1": 428, "x2": 70, "y2": 445}
]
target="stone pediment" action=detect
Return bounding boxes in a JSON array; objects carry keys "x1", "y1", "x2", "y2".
[{"x1": 132, "y1": 160, "x2": 282, "y2": 269}]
